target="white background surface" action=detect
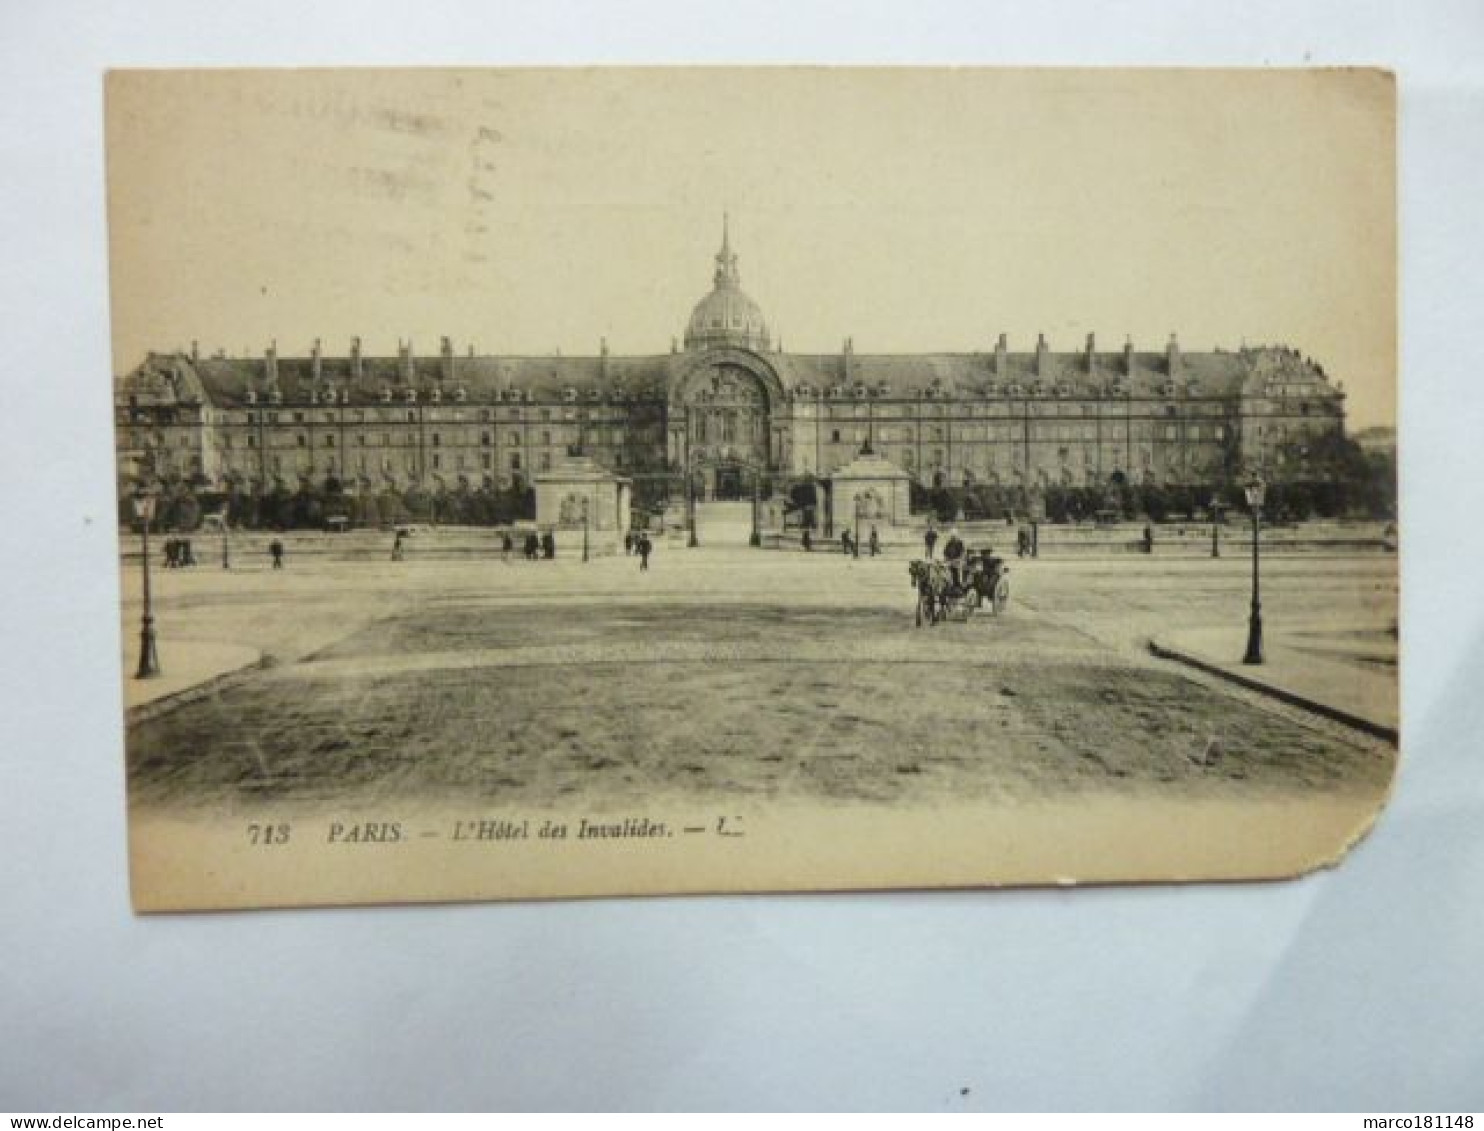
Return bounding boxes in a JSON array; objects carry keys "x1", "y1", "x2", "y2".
[{"x1": 2, "y1": 0, "x2": 1481, "y2": 1112}]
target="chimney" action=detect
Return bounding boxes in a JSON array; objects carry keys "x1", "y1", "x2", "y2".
[
  {"x1": 399, "y1": 338, "x2": 414, "y2": 383},
  {"x1": 600, "y1": 336, "x2": 610, "y2": 380},
  {"x1": 440, "y1": 336, "x2": 455, "y2": 383},
  {"x1": 350, "y1": 336, "x2": 363, "y2": 382},
  {"x1": 995, "y1": 333, "x2": 1008, "y2": 376},
  {"x1": 1124, "y1": 335, "x2": 1135, "y2": 376},
  {"x1": 1167, "y1": 332, "x2": 1181, "y2": 377},
  {"x1": 843, "y1": 336, "x2": 855, "y2": 381},
  {"x1": 265, "y1": 340, "x2": 279, "y2": 387},
  {"x1": 1035, "y1": 333, "x2": 1049, "y2": 378},
  {"x1": 190, "y1": 340, "x2": 199, "y2": 363},
  {"x1": 1085, "y1": 332, "x2": 1096, "y2": 374},
  {"x1": 311, "y1": 337, "x2": 323, "y2": 383}
]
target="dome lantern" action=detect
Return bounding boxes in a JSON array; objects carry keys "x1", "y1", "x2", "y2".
[{"x1": 683, "y1": 214, "x2": 770, "y2": 353}]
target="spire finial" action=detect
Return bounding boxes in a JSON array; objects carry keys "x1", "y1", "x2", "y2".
[{"x1": 712, "y1": 211, "x2": 741, "y2": 290}]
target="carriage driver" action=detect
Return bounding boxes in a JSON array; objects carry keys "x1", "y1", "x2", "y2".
[{"x1": 943, "y1": 528, "x2": 967, "y2": 592}]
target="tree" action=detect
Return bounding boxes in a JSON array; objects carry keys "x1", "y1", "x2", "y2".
[{"x1": 1138, "y1": 483, "x2": 1169, "y2": 523}]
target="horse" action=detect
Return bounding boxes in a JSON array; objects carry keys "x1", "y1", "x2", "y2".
[
  {"x1": 910, "y1": 555, "x2": 1011, "y2": 625},
  {"x1": 909, "y1": 559, "x2": 954, "y2": 626}
]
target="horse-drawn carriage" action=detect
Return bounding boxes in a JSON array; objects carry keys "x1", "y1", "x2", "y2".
[{"x1": 909, "y1": 549, "x2": 1011, "y2": 626}]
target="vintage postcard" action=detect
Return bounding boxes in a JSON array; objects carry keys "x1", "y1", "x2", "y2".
[{"x1": 108, "y1": 68, "x2": 1398, "y2": 911}]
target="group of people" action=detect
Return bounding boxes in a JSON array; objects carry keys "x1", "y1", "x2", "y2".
[
  {"x1": 515, "y1": 530, "x2": 557, "y2": 560},
  {"x1": 837, "y1": 526, "x2": 882, "y2": 557},
  {"x1": 924, "y1": 526, "x2": 1006, "y2": 593},
  {"x1": 623, "y1": 530, "x2": 654, "y2": 570},
  {"x1": 161, "y1": 537, "x2": 198, "y2": 568},
  {"x1": 796, "y1": 524, "x2": 882, "y2": 555}
]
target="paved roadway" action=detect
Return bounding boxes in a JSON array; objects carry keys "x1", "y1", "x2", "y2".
[{"x1": 119, "y1": 537, "x2": 1398, "y2": 812}]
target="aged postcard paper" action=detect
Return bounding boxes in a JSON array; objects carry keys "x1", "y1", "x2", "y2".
[{"x1": 108, "y1": 68, "x2": 1398, "y2": 910}]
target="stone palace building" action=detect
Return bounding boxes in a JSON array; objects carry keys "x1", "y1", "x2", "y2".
[{"x1": 115, "y1": 221, "x2": 1347, "y2": 521}]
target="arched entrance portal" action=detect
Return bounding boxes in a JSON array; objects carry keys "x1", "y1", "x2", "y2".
[{"x1": 669, "y1": 349, "x2": 785, "y2": 499}]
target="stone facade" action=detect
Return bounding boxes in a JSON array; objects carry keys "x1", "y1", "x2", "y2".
[
  {"x1": 533, "y1": 454, "x2": 631, "y2": 554},
  {"x1": 115, "y1": 224, "x2": 1348, "y2": 508}
]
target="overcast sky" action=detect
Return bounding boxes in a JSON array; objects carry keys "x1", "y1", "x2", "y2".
[{"x1": 107, "y1": 68, "x2": 1396, "y2": 427}]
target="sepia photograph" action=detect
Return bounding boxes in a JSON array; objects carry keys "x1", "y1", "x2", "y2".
[{"x1": 107, "y1": 67, "x2": 1399, "y2": 910}]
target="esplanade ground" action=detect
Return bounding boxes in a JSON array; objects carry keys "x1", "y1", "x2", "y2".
[{"x1": 121, "y1": 527, "x2": 1396, "y2": 815}]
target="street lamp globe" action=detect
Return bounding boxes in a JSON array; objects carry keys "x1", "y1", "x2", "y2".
[
  {"x1": 1243, "y1": 476, "x2": 1266, "y2": 512},
  {"x1": 132, "y1": 485, "x2": 157, "y2": 524}
]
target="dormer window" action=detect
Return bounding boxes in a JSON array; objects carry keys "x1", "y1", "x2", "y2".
[
  {"x1": 430, "y1": 388, "x2": 442, "y2": 404},
  {"x1": 588, "y1": 389, "x2": 601, "y2": 402},
  {"x1": 381, "y1": 387, "x2": 393, "y2": 404},
  {"x1": 877, "y1": 382, "x2": 892, "y2": 397},
  {"x1": 269, "y1": 390, "x2": 283, "y2": 404},
  {"x1": 404, "y1": 388, "x2": 418, "y2": 403},
  {"x1": 247, "y1": 390, "x2": 258, "y2": 405},
  {"x1": 853, "y1": 384, "x2": 867, "y2": 399},
  {"x1": 563, "y1": 387, "x2": 578, "y2": 403}
]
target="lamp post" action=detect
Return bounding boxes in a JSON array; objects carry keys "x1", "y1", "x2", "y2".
[
  {"x1": 221, "y1": 501, "x2": 231, "y2": 569},
  {"x1": 133, "y1": 486, "x2": 161, "y2": 678},
  {"x1": 686, "y1": 458, "x2": 699, "y2": 548},
  {"x1": 1242, "y1": 476, "x2": 1265, "y2": 665},
  {"x1": 750, "y1": 467, "x2": 762, "y2": 548},
  {"x1": 1210, "y1": 494, "x2": 1220, "y2": 559},
  {"x1": 853, "y1": 495, "x2": 862, "y2": 559},
  {"x1": 582, "y1": 500, "x2": 590, "y2": 563}
]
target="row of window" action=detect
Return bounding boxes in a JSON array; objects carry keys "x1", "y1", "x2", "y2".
[
  {"x1": 819, "y1": 423, "x2": 1226, "y2": 444},
  {"x1": 238, "y1": 406, "x2": 641, "y2": 426},
  {"x1": 219, "y1": 430, "x2": 634, "y2": 450},
  {"x1": 223, "y1": 451, "x2": 555, "y2": 474}
]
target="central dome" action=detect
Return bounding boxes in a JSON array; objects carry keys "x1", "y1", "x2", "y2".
[{"x1": 683, "y1": 218, "x2": 771, "y2": 353}]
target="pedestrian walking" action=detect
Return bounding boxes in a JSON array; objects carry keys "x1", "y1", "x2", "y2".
[
  {"x1": 269, "y1": 538, "x2": 284, "y2": 569},
  {"x1": 869, "y1": 525, "x2": 880, "y2": 557},
  {"x1": 924, "y1": 525, "x2": 938, "y2": 560},
  {"x1": 801, "y1": 527, "x2": 813, "y2": 552},
  {"x1": 841, "y1": 528, "x2": 853, "y2": 556},
  {"x1": 1142, "y1": 523, "x2": 1154, "y2": 554},
  {"x1": 181, "y1": 538, "x2": 196, "y2": 567},
  {"x1": 501, "y1": 531, "x2": 513, "y2": 561},
  {"x1": 624, "y1": 530, "x2": 635, "y2": 556},
  {"x1": 541, "y1": 529, "x2": 556, "y2": 560},
  {"x1": 638, "y1": 532, "x2": 652, "y2": 571},
  {"x1": 391, "y1": 529, "x2": 406, "y2": 561}
]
